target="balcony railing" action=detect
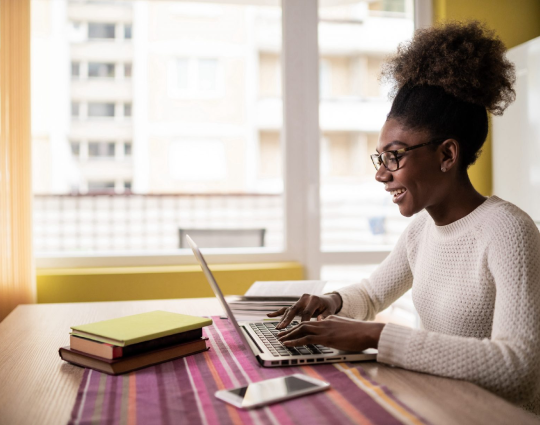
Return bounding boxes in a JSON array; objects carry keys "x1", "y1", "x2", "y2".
[{"x1": 34, "y1": 189, "x2": 410, "y2": 254}]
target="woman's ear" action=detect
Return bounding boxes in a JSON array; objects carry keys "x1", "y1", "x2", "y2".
[{"x1": 439, "y1": 139, "x2": 459, "y2": 172}]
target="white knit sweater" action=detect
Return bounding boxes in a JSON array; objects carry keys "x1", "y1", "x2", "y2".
[{"x1": 337, "y1": 196, "x2": 540, "y2": 414}]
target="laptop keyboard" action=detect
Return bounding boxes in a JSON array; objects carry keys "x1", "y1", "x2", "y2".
[{"x1": 249, "y1": 322, "x2": 335, "y2": 357}]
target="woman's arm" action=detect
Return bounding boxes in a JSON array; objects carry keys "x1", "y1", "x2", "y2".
[
  {"x1": 336, "y1": 213, "x2": 421, "y2": 321},
  {"x1": 377, "y1": 210, "x2": 540, "y2": 406}
]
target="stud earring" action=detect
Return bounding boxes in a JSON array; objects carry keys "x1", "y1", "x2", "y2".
[{"x1": 441, "y1": 167, "x2": 446, "y2": 172}]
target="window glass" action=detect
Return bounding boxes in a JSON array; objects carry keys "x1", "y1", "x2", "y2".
[
  {"x1": 198, "y1": 59, "x2": 218, "y2": 92},
  {"x1": 318, "y1": 0, "x2": 415, "y2": 251},
  {"x1": 71, "y1": 61, "x2": 80, "y2": 78},
  {"x1": 31, "y1": 0, "x2": 284, "y2": 254},
  {"x1": 88, "y1": 62, "x2": 115, "y2": 78},
  {"x1": 88, "y1": 22, "x2": 115, "y2": 39},
  {"x1": 71, "y1": 102, "x2": 80, "y2": 118},
  {"x1": 88, "y1": 142, "x2": 115, "y2": 158},
  {"x1": 124, "y1": 24, "x2": 132, "y2": 39},
  {"x1": 175, "y1": 59, "x2": 190, "y2": 91},
  {"x1": 70, "y1": 141, "x2": 80, "y2": 157},
  {"x1": 88, "y1": 102, "x2": 115, "y2": 118},
  {"x1": 88, "y1": 181, "x2": 115, "y2": 192}
]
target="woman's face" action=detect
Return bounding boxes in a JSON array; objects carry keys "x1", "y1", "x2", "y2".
[{"x1": 375, "y1": 119, "x2": 445, "y2": 217}]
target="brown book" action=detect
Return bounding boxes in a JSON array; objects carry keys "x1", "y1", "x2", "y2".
[
  {"x1": 70, "y1": 328, "x2": 203, "y2": 359},
  {"x1": 59, "y1": 338, "x2": 208, "y2": 375}
]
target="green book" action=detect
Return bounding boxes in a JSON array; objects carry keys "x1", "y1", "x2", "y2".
[{"x1": 71, "y1": 311, "x2": 212, "y2": 347}]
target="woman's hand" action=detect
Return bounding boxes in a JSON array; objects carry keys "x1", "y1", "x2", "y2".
[
  {"x1": 267, "y1": 293, "x2": 343, "y2": 330},
  {"x1": 277, "y1": 316, "x2": 385, "y2": 352}
]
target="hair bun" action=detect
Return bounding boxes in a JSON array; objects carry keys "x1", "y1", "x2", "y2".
[{"x1": 381, "y1": 20, "x2": 516, "y2": 115}]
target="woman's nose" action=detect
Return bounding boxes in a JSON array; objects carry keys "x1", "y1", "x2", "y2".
[{"x1": 375, "y1": 164, "x2": 392, "y2": 183}]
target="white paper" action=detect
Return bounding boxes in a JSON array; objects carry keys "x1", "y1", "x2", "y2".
[{"x1": 244, "y1": 280, "x2": 327, "y2": 298}]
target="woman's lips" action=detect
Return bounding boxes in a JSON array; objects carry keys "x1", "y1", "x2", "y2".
[{"x1": 391, "y1": 189, "x2": 407, "y2": 204}]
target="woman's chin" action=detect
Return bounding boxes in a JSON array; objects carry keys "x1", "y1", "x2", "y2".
[{"x1": 397, "y1": 203, "x2": 415, "y2": 218}]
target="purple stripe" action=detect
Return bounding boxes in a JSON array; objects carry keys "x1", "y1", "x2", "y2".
[
  {"x1": 185, "y1": 353, "x2": 221, "y2": 424},
  {"x1": 134, "y1": 367, "x2": 163, "y2": 425},
  {"x1": 68, "y1": 369, "x2": 91, "y2": 425},
  {"x1": 80, "y1": 371, "x2": 102, "y2": 422},
  {"x1": 102, "y1": 375, "x2": 119, "y2": 425},
  {"x1": 155, "y1": 364, "x2": 171, "y2": 425}
]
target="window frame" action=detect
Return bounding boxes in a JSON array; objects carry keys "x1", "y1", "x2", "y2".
[{"x1": 35, "y1": 0, "x2": 430, "y2": 275}]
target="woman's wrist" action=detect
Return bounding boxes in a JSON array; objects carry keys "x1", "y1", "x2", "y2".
[
  {"x1": 328, "y1": 292, "x2": 343, "y2": 314},
  {"x1": 368, "y1": 323, "x2": 386, "y2": 349}
]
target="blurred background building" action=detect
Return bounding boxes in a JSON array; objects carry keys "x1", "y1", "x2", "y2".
[{"x1": 31, "y1": 0, "x2": 414, "y2": 253}]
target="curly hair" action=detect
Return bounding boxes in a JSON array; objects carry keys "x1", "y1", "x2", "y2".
[{"x1": 381, "y1": 21, "x2": 516, "y2": 169}]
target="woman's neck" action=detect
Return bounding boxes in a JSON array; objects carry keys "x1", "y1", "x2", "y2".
[{"x1": 426, "y1": 176, "x2": 487, "y2": 226}]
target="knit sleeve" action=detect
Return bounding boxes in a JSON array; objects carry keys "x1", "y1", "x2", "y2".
[
  {"x1": 377, "y1": 208, "x2": 540, "y2": 406},
  {"x1": 335, "y1": 213, "x2": 423, "y2": 320}
]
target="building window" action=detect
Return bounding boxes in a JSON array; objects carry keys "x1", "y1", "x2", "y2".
[
  {"x1": 88, "y1": 102, "x2": 115, "y2": 118},
  {"x1": 124, "y1": 142, "x2": 132, "y2": 156},
  {"x1": 88, "y1": 181, "x2": 115, "y2": 193},
  {"x1": 170, "y1": 58, "x2": 220, "y2": 97},
  {"x1": 71, "y1": 62, "x2": 80, "y2": 79},
  {"x1": 88, "y1": 142, "x2": 115, "y2": 159},
  {"x1": 124, "y1": 103, "x2": 132, "y2": 117},
  {"x1": 88, "y1": 22, "x2": 115, "y2": 40},
  {"x1": 70, "y1": 141, "x2": 80, "y2": 157},
  {"x1": 124, "y1": 181, "x2": 132, "y2": 192},
  {"x1": 124, "y1": 24, "x2": 132, "y2": 40},
  {"x1": 88, "y1": 62, "x2": 115, "y2": 78},
  {"x1": 71, "y1": 102, "x2": 80, "y2": 118},
  {"x1": 124, "y1": 63, "x2": 132, "y2": 78},
  {"x1": 198, "y1": 59, "x2": 218, "y2": 92}
]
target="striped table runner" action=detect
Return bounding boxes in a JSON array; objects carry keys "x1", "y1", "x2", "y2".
[{"x1": 69, "y1": 317, "x2": 430, "y2": 425}]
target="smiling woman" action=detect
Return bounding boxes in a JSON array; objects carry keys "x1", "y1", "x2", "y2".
[{"x1": 271, "y1": 21, "x2": 540, "y2": 416}]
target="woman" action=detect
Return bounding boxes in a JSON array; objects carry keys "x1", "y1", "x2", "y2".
[{"x1": 269, "y1": 21, "x2": 540, "y2": 414}]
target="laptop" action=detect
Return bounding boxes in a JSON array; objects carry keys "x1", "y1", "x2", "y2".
[{"x1": 186, "y1": 235, "x2": 377, "y2": 367}]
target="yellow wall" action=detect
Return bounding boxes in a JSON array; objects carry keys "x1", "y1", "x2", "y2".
[
  {"x1": 37, "y1": 262, "x2": 304, "y2": 303},
  {"x1": 433, "y1": 0, "x2": 540, "y2": 195}
]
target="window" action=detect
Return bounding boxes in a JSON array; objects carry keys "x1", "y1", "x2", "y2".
[
  {"x1": 88, "y1": 62, "x2": 115, "y2": 78},
  {"x1": 70, "y1": 141, "x2": 80, "y2": 157},
  {"x1": 71, "y1": 62, "x2": 80, "y2": 79},
  {"x1": 88, "y1": 181, "x2": 115, "y2": 193},
  {"x1": 71, "y1": 102, "x2": 80, "y2": 118},
  {"x1": 170, "y1": 58, "x2": 221, "y2": 97},
  {"x1": 88, "y1": 142, "x2": 115, "y2": 158},
  {"x1": 88, "y1": 22, "x2": 115, "y2": 40},
  {"x1": 31, "y1": 0, "x2": 421, "y2": 274},
  {"x1": 198, "y1": 59, "x2": 218, "y2": 92},
  {"x1": 87, "y1": 102, "x2": 115, "y2": 118},
  {"x1": 124, "y1": 24, "x2": 132, "y2": 40}
]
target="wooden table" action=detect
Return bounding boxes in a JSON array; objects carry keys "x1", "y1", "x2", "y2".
[{"x1": 1, "y1": 299, "x2": 538, "y2": 425}]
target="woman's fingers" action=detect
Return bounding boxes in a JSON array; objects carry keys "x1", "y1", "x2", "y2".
[
  {"x1": 266, "y1": 307, "x2": 288, "y2": 318},
  {"x1": 278, "y1": 323, "x2": 322, "y2": 342},
  {"x1": 300, "y1": 296, "x2": 324, "y2": 323}
]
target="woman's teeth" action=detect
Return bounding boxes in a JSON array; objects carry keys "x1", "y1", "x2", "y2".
[{"x1": 391, "y1": 189, "x2": 406, "y2": 197}]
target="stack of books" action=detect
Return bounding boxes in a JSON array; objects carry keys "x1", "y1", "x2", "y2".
[{"x1": 59, "y1": 311, "x2": 212, "y2": 375}]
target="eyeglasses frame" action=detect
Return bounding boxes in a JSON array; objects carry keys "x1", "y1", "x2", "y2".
[{"x1": 370, "y1": 138, "x2": 447, "y2": 172}]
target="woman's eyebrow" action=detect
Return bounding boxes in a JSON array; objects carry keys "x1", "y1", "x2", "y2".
[{"x1": 376, "y1": 140, "x2": 408, "y2": 153}]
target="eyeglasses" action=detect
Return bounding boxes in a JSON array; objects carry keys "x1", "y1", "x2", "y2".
[{"x1": 370, "y1": 139, "x2": 445, "y2": 172}]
